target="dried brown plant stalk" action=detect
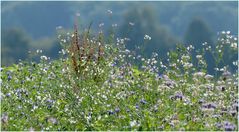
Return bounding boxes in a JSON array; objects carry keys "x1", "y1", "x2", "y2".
[
  {"x1": 69, "y1": 20, "x2": 104, "y2": 76},
  {"x1": 69, "y1": 22, "x2": 80, "y2": 73}
]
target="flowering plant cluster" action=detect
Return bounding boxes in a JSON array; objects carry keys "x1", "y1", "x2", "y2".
[{"x1": 1, "y1": 22, "x2": 238, "y2": 131}]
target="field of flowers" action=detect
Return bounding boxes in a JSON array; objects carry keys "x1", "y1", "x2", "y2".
[{"x1": 1, "y1": 24, "x2": 238, "y2": 131}]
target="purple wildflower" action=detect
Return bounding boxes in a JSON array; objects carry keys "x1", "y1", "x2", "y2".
[
  {"x1": 1, "y1": 113, "x2": 8, "y2": 124},
  {"x1": 107, "y1": 110, "x2": 114, "y2": 115},
  {"x1": 202, "y1": 102, "x2": 217, "y2": 109},
  {"x1": 6, "y1": 93, "x2": 11, "y2": 97},
  {"x1": 223, "y1": 121, "x2": 236, "y2": 131},
  {"x1": 115, "y1": 108, "x2": 120, "y2": 113},
  {"x1": 140, "y1": 99, "x2": 147, "y2": 104},
  {"x1": 135, "y1": 104, "x2": 139, "y2": 109},
  {"x1": 7, "y1": 75, "x2": 12, "y2": 81}
]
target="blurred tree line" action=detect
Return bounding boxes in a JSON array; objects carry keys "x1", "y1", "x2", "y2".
[
  {"x1": 2, "y1": 28, "x2": 30, "y2": 65},
  {"x1": 119, "y1": 7, "x2": 176, "y2": 59},
  {"x1": 1, "y1": 28, "x2": 61, "y2": 66},
  {"x1": 1, "y1": 4, "x2": 237, "y2": 74}
]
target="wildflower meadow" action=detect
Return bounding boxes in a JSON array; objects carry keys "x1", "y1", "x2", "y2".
[{"x1": 1, "y1": 15, "x2": 238, "y2": 131}]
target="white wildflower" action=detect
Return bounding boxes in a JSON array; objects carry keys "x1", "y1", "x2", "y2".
[
  {"x1": 36, "y1": 49, "x2": 42, "y2": 53},
  {"x1": 99, "y1": 23, "x2": 104, "y2": 27},
  {"x1": 61, "y1": 49, "x2": 66, "y2": 55},
  {"x1": 107, "y1": 10, "x2": 112, "y2": 14},
  {"x1": 130, "y1": 120, "x2": 137, "y2": 127},
  {"x1": 57, "y1": 34, "x2": 62, "y2": 39},
  {"x1": 202, "y1": 42, "x2": 208, "y2": 46},
  {"x1": 40, "y1": 56, "x2": 48, "y2": 61},
  {"x1": 193, "y1": 72, "x2": 206, "y2": 77},
  {"x1": 232, "y1": 61, "x2": 238, "y2": 66},
  {"x1": 196, "y1": 55, "x2": 202, "y2": 59},
  {"x1": 112, "y1": 24, "x2": 117, "y2": 27},
  {"x1": 144, "y1": 34, "x2": 151, "y2": 40},
  {"x1": 129, "y1": 22, "x2": 135, "y2": 26},
  {"x1": 205, "y1": 74, "x2": 214, "y2": 80},
  {"x1": 231, "y1": 43, "x2": 237, "y2": 49},
  {"x1": 187, "y1": 45, "x2": 194, "y2": 50},
  {"x1": 48, "y1": 117, "x2": 57, "y2": 124},
  {"x1": 181, "y1": 55, "x2": 190, "y2": 61},
  {"x1": 183, "y1": 62, "x2": 193, "y2": 69},
  {"x1": 61, "y1": 39, "x2": 66, "y2": 43}
]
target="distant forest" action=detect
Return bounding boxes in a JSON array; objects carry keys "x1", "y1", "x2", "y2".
[{"x1": 1, "y1": 1, "x2": 238, "y2": 68}]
